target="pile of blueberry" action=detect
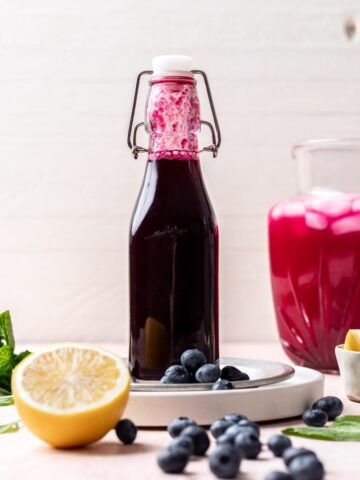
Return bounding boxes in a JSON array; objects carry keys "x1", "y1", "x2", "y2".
[
  {"x1": 157, "y1": 413, "x2": 268, "y2": 477},
  {"x1": 160, "y1": 348, "x2": 249, "y2": 389},
  {"x1": 158, "y1": 418, "x2": 210, "y2": 473},
  {"x1": 114, "y1": 391, "x2": 342, "y2": 479},
  {"x1": 265, "y1": 435, "x2": 328, "y2": 480},
  {"x1": 302, "y1": 395, "x2": 343, "y2": 427},
  {"x1": 157, "y1": 396, "x2": 344, "y2": 479}
]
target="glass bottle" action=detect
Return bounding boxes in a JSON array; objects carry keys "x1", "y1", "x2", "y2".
[{"x1": 128, "y1": 56, "x2": 219, "y2": 380}]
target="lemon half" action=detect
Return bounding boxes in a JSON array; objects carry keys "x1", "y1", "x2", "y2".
[
  {"x1": 12, "y1": 344, "x2": 130, "y2": 448},
  {"x1": 344, "y1": 329, "x2": 360, "y2": 352}
]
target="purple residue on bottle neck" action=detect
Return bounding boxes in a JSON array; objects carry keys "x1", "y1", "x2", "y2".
[{"x1": 146, "y1": 75, "x2": 200, "y2": 161}]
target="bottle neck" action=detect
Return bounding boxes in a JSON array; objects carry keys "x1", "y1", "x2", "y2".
[{"x1": 146, "y1": 75, "x2": 200, "y2": 161}]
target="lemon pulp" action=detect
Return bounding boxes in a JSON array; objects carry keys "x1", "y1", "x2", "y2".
[{"x1": 344, "y1": 329, "x2": 360, "y2": 352}]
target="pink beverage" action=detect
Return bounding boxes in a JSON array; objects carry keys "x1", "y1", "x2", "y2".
[
  {"x1": 128, "y1": 56, "x2": 219, "y2": 380},
  {"x1": 269, "y1": 191, "x2": 360, "y2": 372}
]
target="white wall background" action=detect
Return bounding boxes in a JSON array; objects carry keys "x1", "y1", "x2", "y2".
[{"x1": 1, "y1": 0, "x2": 360, "y2": 343}]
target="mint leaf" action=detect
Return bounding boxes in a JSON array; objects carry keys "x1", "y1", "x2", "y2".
[
  {"x1": 13, "y1": 350, "x2": 31, "y2": 367},
  {"x1": 0, "y1": 387, "x2": 11, "y2": 395},
  {"x1": 0, "y1": 311, "x2": 15, "y2": 349},
  {"x1": 0, "y1": 395, "x2": 13, "y2": 406},
  {"x1": 283, "y1": 415, "x2": 360, "y2": 441},
  {"x1": 0, "y1": 349, "x2": 31, "y2": 392},
  {"x1": 0, "y1": 345, "x2": 14, "y2": 393},
  {"x1": 0, "y1": 421, "x2": 19, "y2": 434},
  {"x1": 0, "y1": 311, "x2": 31, "y2": 393}
]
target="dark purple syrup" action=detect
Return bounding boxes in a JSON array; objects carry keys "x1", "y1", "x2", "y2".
[{"x1": 129, "y1": 159, "x2": 219, "y2": 380}]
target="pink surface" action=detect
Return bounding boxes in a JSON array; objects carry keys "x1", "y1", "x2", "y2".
[{"x1": 2, "y1": 343, "x2": 359, "y2": 480}]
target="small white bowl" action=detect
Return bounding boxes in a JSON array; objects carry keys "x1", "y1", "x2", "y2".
[{"x1": 335, "y1": 344, "x2": 360, "y2": 402}]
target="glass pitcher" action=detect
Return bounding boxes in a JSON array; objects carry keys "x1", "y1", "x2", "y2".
[{"x1": 268, "y1": 138, "x2": 360, "y2": 372}]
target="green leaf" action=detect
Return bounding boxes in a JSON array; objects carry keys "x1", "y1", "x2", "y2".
[
  {"x1": 0, "y1": 311, "x2": 15, "y2": 350},
  {"x1": 0, "y1": 387, "x2": 11, "y2": 395},
  {"x1": 0, "y1": 311, "x2": 32, "y2": 394},
  {"x1": 0, "y1": 345, "x2": 14, "y2": 369},
  {"x1": 283, "y1": 415, "x2": 360, "y2": 441},
  {"x1": 0, "y1": 345, "x2": 14, "y2": 393},
  {"x1": 0, "y1": 395, "x2": 14, "y2": 406},
  {"x1": 0, "y1": 421, "x2": 19, "y2": 434},
  {"x1": 13, "y1": 350, "x2": 31, "y2": 367}
]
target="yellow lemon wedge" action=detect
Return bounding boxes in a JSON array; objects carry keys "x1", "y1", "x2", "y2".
[
  {"x1": 12, "y1": 344, "x2": 130, "y2": 448},
  {"x1": 344, "y1": 329, "x2": 360, "y2": 352}
]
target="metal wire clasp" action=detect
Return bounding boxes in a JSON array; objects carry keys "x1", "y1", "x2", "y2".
[{"x1": 127, "y1": 70, "x2": 221, "y2": 159}]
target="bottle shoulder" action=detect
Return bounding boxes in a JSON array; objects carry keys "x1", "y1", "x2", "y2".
[
  {"x1": 130, "y1": 190, "x2": 217, "y2": 239},
  {"x1": 130, "y1": 160, "x2": 217, "y2": 237}
]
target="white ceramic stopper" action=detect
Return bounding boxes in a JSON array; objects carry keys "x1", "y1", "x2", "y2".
[{"x1": 152, "y1": 55, "x2": 193, "y2": 75}]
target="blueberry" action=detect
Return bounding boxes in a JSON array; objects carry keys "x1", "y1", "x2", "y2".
[
  {"x1": 264, "y1": 472, "x2": 294, "y2": 480},
  {"x1": 267, "y1": 434, "x2": 292, "y2": 457},
  {"x1": 160, "y1": 376, "x2": 171, "y2": 384},
  {"x1": 234, "y1": 431, "x2": 262, "y2": 459},
  {"x1": 181, "y1": 425, "x2": 210, "y2": 456},
  {"x1": 225, "y1": 424, "x2": 243, "y2": 440},
  {"x1": 210, "y1": 419, "x2": 233, "y2": 439},
  {"x1": 195, "y1": 363, "x2": 221, "y2": 383},
  {"x1": 223, "y1": 413, "x2": 248, "y2": 424},
  {"x1": 115, "y1": 419, "x2": 137, "y2": 445},
  {"x1": 209, "y1": 445, "x2": 241, "y2": 479},
  {"x1": 212, "y1": 379, "x2": 234, "y2": 390},
  {"x1": 157, "y1": 447, "x2": 188, "y2": 473},
  {"x1": 216, "y1": 433, "x2": 234, "y2": 447},
  {"x1": 167, "y1": 417, "x2": 197, "y2": 438},
  {"x1": 283, "y1": 448, "x2": 317, "y2": 467},
  {"x1": 312, "y1": 396, "x2": 343, "y2": 420},
  {"x1": 169, "y1": 435, "x2": 194, "y2": 456},
  {"x1": 289, "y1": 455, "x2": 325, "y2": 480},
  {"x1": 164, "y1": 365, "x2": 192, "y2": 384},
  {"x1": 237, "y1": 426, "x2": 259, "y2": 439},
  {"x1": 238, "y1": 419, "x2": 260, "y2": 436},
  {"x1": 180, "y1": 349, "x2": 206, "y2": 372},
  {"x1": 221, "y1": 366, "x2": 250, "y2": 382},
  {"x1": 302, "y1": 408, "x2": 328, "y2": 427}
]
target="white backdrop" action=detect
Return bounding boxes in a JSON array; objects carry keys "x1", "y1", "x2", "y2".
[{"x1": 1, "y1": 0, "x2": 359, "y2": 343}]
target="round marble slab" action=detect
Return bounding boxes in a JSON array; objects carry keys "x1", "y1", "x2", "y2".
[{"x1": 126, "y1": 364, "x2": 324, "y2": 426}]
